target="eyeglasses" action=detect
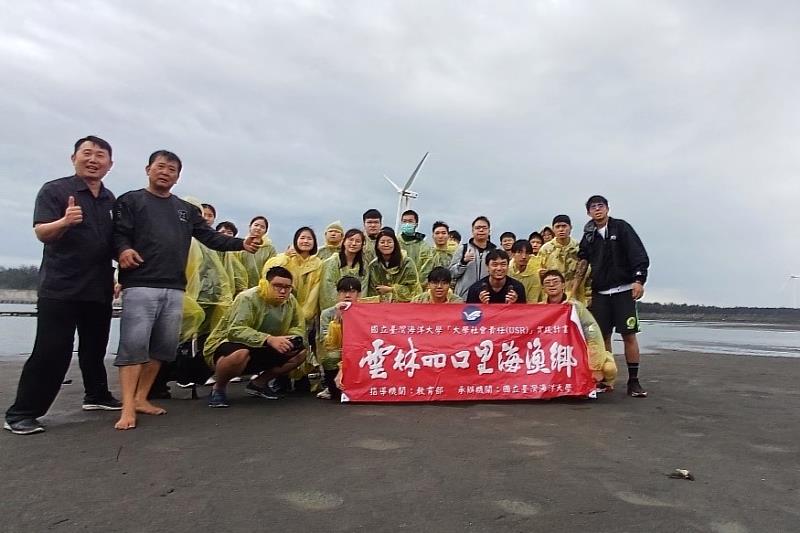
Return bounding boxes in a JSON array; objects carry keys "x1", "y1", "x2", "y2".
[
  {"x1": 270, "y1": 283, "x2": 293, "y2": 292},
  {"x1": 588, "y1": 203, "x2": 607, "y2": 210},
  {"x1": 473, "y1": 225, "x2": 489, "y2": 230}
]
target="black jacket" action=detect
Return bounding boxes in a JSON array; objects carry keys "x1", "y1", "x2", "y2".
[{"x1": 578, "y1": 217, "x2": 649, "y2": 292}]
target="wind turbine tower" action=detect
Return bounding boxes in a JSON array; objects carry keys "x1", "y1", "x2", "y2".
[
  {"x1": 384, "y1": 152, "x2": 430, "y2": 232},
  {"x1": 790, "y1": 275, "x2": 800, "y2": 308}
]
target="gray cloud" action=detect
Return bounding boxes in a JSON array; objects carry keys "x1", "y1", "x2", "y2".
[{"x1": 1, "y1": 0, "x2": 798, "y2": 306}]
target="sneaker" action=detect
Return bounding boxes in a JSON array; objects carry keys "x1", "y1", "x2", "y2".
[
  {"x1": 627, "y1": 379, "x2": 648, "y2": 398},
  {"x1": 594, "y1": 382, "x2": 614, "y2": 394},
  {"x1": 208, "y1": 389, "x2": 229, "y2": 408},
  {"x1": 204, "y1": 376, "x2": 217, "y2": 386},
  {"x1": 316, "y1": 388, "x2": 332, "y2": 400},
  {"x1": 246, "y1": 381, "x2": 280, "y2": 400},
  {"x1": 230, "y1": 376, "x2": 244, "y2": 383},
  {"x1": 4, "y1": 418, "x2": 46, "y2": 435},
  {"x1": 82, "y1": 395, "x2": 123, "y2": 411}
]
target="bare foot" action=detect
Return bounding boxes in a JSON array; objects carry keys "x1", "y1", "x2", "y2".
[
  {"x1": 135, "y1": 400, "x2": 166, "y2": 415},
  {"x1": 114, "y1": 410, "x2": 137, "y2": 430}
]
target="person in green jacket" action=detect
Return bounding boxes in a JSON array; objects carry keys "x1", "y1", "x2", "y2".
[
  {"x1": 418, "y1": 220, "x2": 456, "y2": 283},
  {"x1": 361, "y1": 208, "x2": 383, "y2": 266},
  {"x1": 397, "y1": 209, "x2": 431, "y2": 267},
  {"x1": 237, "y1": 216, "x2": 276, "y2": 288},
  {"x1": 368, "y1": 228, "x2": 421, "y2": 302},
  {"x1": 316, "y1": 220, "x2": 344, "y2": 261},
  {"x1": 412, "y1": 267, "x2": 462, "y2": 303},
  {"x1": 204, "y1": 266, "x2": 307, "y2": 407},
  {"x1": 508, "y1": 239, "x2": 543, "y2": 304},
  {"x1": 215, "y1": 221, "x2": 249, "y2": 296},
  {"x1": 541, "y1": 269, "x2": 617, "y2": 392},
  {"x1": 318, "y1": 275, "x2": 363, "y2": 400},
  {"x1": 319, "y1": 228, "x2": 369, "y2": 311}
]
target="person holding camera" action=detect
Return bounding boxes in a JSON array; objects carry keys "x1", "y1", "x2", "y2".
[{"x1": 203, "y1": 266, "x2": 307, "y2": 408}]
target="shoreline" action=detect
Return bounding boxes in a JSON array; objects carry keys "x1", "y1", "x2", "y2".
[{"x1": 1, "y1": 350, "x2": 798, "y2": 532}]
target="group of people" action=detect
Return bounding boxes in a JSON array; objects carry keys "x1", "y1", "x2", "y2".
[{"x1": 4, "y1": 135, "x2": 650, "y2": 435}]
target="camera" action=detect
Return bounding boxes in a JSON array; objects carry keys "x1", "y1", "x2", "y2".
[{"x1": 289, "y1": 335, "x2": 305, "y2": 351}]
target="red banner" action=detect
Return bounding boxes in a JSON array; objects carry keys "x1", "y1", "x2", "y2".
[{"x1": 341, "y1": 303, "x2": 595, "y2": 402}]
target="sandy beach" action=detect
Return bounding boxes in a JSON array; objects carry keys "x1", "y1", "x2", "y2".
[{"x1": 1, "y1": 350, "x2": 797, "y2": 532}]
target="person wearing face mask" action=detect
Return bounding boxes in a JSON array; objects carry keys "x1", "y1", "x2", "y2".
[
  {"x1": 237, "y1": 216, "x2": 276, "y2": 288},
  {"x1": 316, "y1": 220, "x2": 345, "y2": 262},
  {"x1": 397, "y1": 209, "x2": 431, "y2": 268},
  {"x1": 417, "y1": 220, "x2": 456, "y2": 283},
  {"x1": 368, "y1": 228, "x2": 421, "y2": 302},
  {"x1": 319, "y1": 228, "x2": 371, "y2": 311}
]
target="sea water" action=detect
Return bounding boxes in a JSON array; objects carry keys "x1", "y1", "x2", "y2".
[{"x1": 1, "y1": 305, "x2": 798, "y2": 359}]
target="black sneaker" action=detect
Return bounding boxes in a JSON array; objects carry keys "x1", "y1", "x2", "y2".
[
  {"x1": 627, "y1": 379, "x2": 648, "y2": 398},
  {"x1": 246, "y1": 381, "x2": 280, "y2": 400},
  {"x1": 82, "y1": 395, "x2": 123, "y2": 411},
  {"x1": 4, "y1": 418, "x2": 46, "y2": 435},
  {"x1": 208, "y1": 389, "x2": 230, "y2": 408}
]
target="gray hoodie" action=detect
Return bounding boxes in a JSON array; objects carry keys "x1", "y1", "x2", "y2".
[{"x1": 448, "y1": 238, "x2": 497, "y2": 298}]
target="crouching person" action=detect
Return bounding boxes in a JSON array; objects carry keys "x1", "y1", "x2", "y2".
[
  {"x1": 541, "y1": 269, "x2": 617, "y2": 391},
  {"x1": 204, "y1": 266, "x2": 306, "y2": 408},
  {"x1": 412, "y1": 267, "x2": 463, "y2": 303},
  {"x1": 318, "y1": 276, "x2": 362, "y2": 401}
]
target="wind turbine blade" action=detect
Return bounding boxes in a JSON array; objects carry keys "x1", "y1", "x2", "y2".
[
  {"x1": 402, "y1": 152, "x2": 429, "y2": 191},
  {"x1": 384, "y1": 175, "x2": 402, "y2": 192}
]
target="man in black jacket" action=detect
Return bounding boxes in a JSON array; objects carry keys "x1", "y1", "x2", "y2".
[{"x1": 575, "y1": 195, "x2": 650, "y2": 397}]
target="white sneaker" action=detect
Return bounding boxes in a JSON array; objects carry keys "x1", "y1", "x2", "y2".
[
  {"x1": 204, "y1": 376, "x2": 217, "y2": 386},
  {"x1": 316, "y1": 388, "x2": 331, "y2": 400}
]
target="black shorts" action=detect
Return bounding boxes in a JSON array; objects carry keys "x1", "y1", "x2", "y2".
[
  {"x1": 213, "y1": 342, "x2": 291, "y2": 374},
  {"x1": 589, "y1": 290, "x2": 640, "y2": 337}
]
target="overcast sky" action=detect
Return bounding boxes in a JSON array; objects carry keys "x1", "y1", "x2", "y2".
[{"x1": 1, "y1": 1, "x2": 798, "y2": 307}]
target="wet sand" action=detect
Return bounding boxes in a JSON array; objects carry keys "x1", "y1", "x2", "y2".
[{"x1": 1, "y1": 351, "x2": 798, "y2": 532}]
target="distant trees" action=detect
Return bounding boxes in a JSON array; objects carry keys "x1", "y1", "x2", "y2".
[
  {"x1": 0, "y1": 266, "x2": 39, "y2": 289},
  {"x1": 638, "y1": 302, "x2": 800, "y2": 324}
]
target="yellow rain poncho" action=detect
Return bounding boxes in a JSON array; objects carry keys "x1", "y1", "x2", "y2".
[
  {"x1": 398, "y1": 233, "x2": 431, "y2": 268},
  {"x1": 538, "y1": 238, "x2": 592, "y2": 304},
  {"x1": 236, "y1": 236, "x2": 276, "y2": 288},
  {"x1": 411, "y1": 289, "x2": 463, "y2": 303},
  {"x1": 417, "y1": 242, "x2": 456, "y2": 284},
  {"x1": 180, "y1": 238, "x2": 206, "y2": 343},
  {"x1": 218, "y1": 250, "x2": 249, "y2": 296},
  {"x1": 203, "y1": 283, "x2": 305, "y2": 368},
  {"x1": 196, "y1": 239, "x2": 235, "y2": 336},
  {"x1": 362, "y1": 235, "x2": 378, "y2": 266},
  {"x1": 367, "y1": 256, "x2": 421, "y2": 302},
  {"x1": 509, "y1": 254, "x2": 544, "y2": 304},
  {"x1": 316, "y1": 221, "x2": 344, "y2": 262},
  {"x1": 572, "y1": 299, "x2": 617, "y2": 386},
  {"x1": 319, "y1": 253, "x2": 370, "y2": 311},
  {"x1": 262, "y1": 252, "x2": 323, "y2": 325}
]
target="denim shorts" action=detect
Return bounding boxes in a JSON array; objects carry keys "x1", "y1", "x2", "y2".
[{"x1": 115, "y1": 287, "x2": 184, "y2": 366}]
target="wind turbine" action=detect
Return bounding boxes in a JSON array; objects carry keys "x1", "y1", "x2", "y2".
[{"x1": 384, "y1": 152, "x2": 429, "y2": 232}]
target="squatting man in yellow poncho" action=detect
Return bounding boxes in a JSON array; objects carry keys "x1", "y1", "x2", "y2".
[
  {"x1": 204, "y1": 266, "x2": 307, "y2": 408},
  {"x1": 541, "y1": 269, "x2": 617, "y2": 392}
]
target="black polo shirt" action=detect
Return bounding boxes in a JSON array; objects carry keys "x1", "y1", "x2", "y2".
[
  {"x1": 34, "y1": 175, "x2": 115, "y2": 303},
  {"x1": 465, "y1": 276, "x2": 527, "y2": 304}
]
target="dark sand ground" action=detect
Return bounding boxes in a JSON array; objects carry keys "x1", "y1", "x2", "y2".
[{"x1": 1, "y1": 351, "x2": 798, "y2": 533}]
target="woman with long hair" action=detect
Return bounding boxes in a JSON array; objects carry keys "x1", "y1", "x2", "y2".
[
  {"x1": 319, "y1": 228, "x2": 370, "y2": 311},
  {"x1": 367, "y1": 228, "x2": 421, "y2": 302},
  {"x1": 262, "y1": 226, "x2": 322, "y2": 325}
]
